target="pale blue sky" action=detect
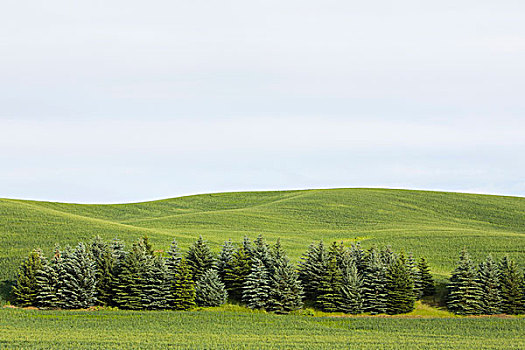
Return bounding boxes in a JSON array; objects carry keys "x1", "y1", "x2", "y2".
[{"x1": 1, "y1": 1, "x2": 524, "y2": 203}]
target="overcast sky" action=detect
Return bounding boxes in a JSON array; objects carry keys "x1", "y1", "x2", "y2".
[{"x1": 1, "y1": 0, "x2": 524, "y2": 203}]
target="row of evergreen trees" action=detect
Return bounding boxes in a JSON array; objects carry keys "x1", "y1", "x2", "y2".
[{"x1": 447, "y1": 250, "x2": 525, "y2": 315}]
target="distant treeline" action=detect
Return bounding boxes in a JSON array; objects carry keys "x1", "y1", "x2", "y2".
[{"x1": 11, "y1": 235, "x2": 525, "y2": 315}]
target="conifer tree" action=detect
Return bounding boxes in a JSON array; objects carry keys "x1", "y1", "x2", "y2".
[
  {"x1": 140, "y1": 236, "x2": 155, "y2": 256},
  {"x1": 267, "y1": 247, "x2": 303, "y2": 314},
  {"x1": 380, "y1": 246, "x2": 397, "y2": 268},
  {"x1": 166, "y1": 238, "x2": 182, "y2": 279},
  {"x1": 253, "y1": 234, "x2": 272, "y2": 271},
  {"x1": 338, "y1": 262, "x2": 364, "y2": 314},
  {"x1": 447, "y1": 249, "x2": 483, "y2": 315},
  {"x1": 114, "y1": 241, "x2": 150, "y2": 310},
  {"x1": 195, "y1": 268, "x2": 227, "y2": 307},
  {"x1": 270, "y1": 238, "x2": 286, "y2": 263},
  {"x1": 315, "y1": 253, "x2": 342, "y2": 312},
  {"x1": 499, "y1": 256, "x2": 524, "y2": 315},
  {"x1": 243, "y1": 258, "x2": 271, "y2": 310},
  {"x1": 361, "y1": 248, "x2": 388, "y2": 314},
  {"x1": 348, "y1": 242, "x2": 366, "y2": 274},
  {"x1": 417, "y1": 257, "x2": 435, "y2": 297},
  {"x1": 171, "y1": 258, "x2": 196, "y2": 310},
  {"x1": 142, "y1": 255, "x2": 170, "y2": 310},
  {"x1": 186, "y1": 236, "x2": 215, "y2": 281},
  {"x1": 242, "y1": 236, "x2": 254, "y2": 260},
  {"x1": 217, "y1": 239, "x2": 236, "y2": 283},
  {"x1": 223, "y1": 245, "x2": 252, "y2": 301},
  {"x1": 385, "y1": 254, "x2": 416, "y2": 314},
  {"x1": 89, "y1": 236, "x2": 116, "y2": 306},
  {"x1": 298, "y1": 241, "x2": 327, "y2": 302},
  {"x1": 477, "y1": 255, "x2": 502, "y2": 314},
  {"x1": 13, "y1": 249, "x2": 46, "y2": 307},
  {"x1": 36, "y1": 245, "x2": 61, "y2": 309},
  {"x1": 406, "y1": 253, "x2": 421, "y2": 299},
  {"x1": 60, "y1": 242, "x2": 97, "y2": 309}
]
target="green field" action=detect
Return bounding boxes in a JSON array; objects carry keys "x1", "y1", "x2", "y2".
[
  {"x1": 0, "y1": 306, "x2": 523, "y2": 349},
  {"x1": 1, "y1": 188, "x2": 524, "y2": 285}
]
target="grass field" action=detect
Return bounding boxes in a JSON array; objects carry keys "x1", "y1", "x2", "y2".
[
  {"x1": 1, "y1": 188, "x2": 524, "y2": 286},
  {"x1": 1, "y1": 305, "x2": 523, "y2": 349}
]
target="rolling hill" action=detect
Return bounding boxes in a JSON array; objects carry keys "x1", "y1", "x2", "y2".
[{"x1": 1, "y1": 188, "x2": 524, "y2": 285}]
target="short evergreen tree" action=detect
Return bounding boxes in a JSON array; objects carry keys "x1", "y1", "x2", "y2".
[
  {"x1": 338, "y1": 262, "x2": 364, "y2": 314},
  {"x1": 315, "y1": 253, "x2": 342, "y2": 312},
  {"x1": 477, "y1": 255, "x2": 502, "y2": 314},
  {"x1": 13, "y1": 249, "x2": 46, "y2": 307},
  {"x1": 243, "y1": 258, "x2": 271, "y2": 310},
  {"x1": 361, "y1": 248, "x2": 388, "y2": 314},
  {"x1": 417, "y1": 257, "x2": 435, "y2": 297},
  {"x1": 298, "y1": 241, "x2": 327, "y2": 302},
  {"x1": 223, "y1": 245, "x2": 252, "y2": 301},
  {"x1": 195, "y1": 268, "x2": 227, "y2": 307},
  {"x1": 36, "y1": 245, "x2": 61, "y2": 309},
  {"x1": 499, "y1": 256, "x2": 524, "y2": 315},
  {"x1": 447, "y1": 249, "x2": 483, "y2": 315},
  {"x1": 217, "y1": 239, "x2": 236, "y2": 283},
  {"x1": 186, "y1": 236, "x2": 215, "y2": 281},
  {"x1": 171, "y1": 258, "x2": 196, "y2": 310},
  {"x1": 60, "y1": 242, "x2": 97, "y2": 309},
  {"x1": 142, "y1": 255, "x2": 170, "y2": 310},
  {"x1": 385, "y1": 254, "x2": 416, "y2": 314},
  {"x1": 114, "y1": 242, "x2": 150, "y2": 310},
  {"x1": 267, "y1": 249, "x2": 303, "y2": 314}
]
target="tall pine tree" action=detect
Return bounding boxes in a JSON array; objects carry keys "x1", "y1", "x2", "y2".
[
  {"x1": 385, "y1": 254, "x2": 416, "y2": 315},
  {"x1": 60, "y1": 242, "x2": 97, "y2": 309},
  {"x1": 243, "y1": 258, "x2": 271, "y2": 310},
  {"x1": 223, "y1": 245, "x2": 252, "y2": 301},
  {"x1": 499, "y1": 256, "x2": 524, "y2": 315},
  {"x1": 477, "y1": 255, "x2": 502, "y2": 314},
  {"x1": 36, "y1": 245, "x2": 61, "y2": 309},
  {"x1": 447, "y1": 249, "x2": 483, "y2": 315},
  {"x1": 142, "y1": 255, "x2": 170, "y2": 310},
  {"x1": 89, "y1": 236, "x2": 116, "y2": 306},
  {"x1": 267, "y1": 244, "x2": 303, "y2": 314},
  {"x1": 298, "y1": 241, "x2": 327, "y2": 302},
  {"x1": 195, "y1": 268, "x2": 227, "y2": 307},
  {"x1": 361, "y1": 248, "x2": 388, "y2": 314},
  {"x1": 315, "y1": 245, "x2": 342, "y2": 312},
  {"x1": 13, "y1": 249, "x2": 46, "y2": 307},
  {"x1": 338, "y1": 262, "x2": 364, "y2": 314},
  {"x1": 171, "y1": 258, "x2": 196, "y2": 310},
  {"x1": 186, "y1": 236, "x2": 215, "y2": 281},
  {"x1": 217, "y1": 239, "x2": 236, "y2": 283},
  {"x1": 417, "y1": 257, "x2": 435, "y2": 297}
]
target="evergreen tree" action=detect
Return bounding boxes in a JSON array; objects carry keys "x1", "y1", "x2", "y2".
[
  {"x1": 186, "y1": 236, "x2": 215, "y2": 281},
  {"x1": 217, "y1": 239, "x2": 236, "y2": 283},
  {"x1": 223, "y1": 245, "x2": 252, "y2": 301},
  {"x1": 380, "y1": 246, "x2": 397, "y2": 268},
  {"x1": 298, "y1": 241, "x2": 327, "y2": 302},
  {"x1": 338, "y1": 262, "x2": 364, "y2": 314},
  {"x1": 385, "y1": 254, "x2": 416, "y2": 314},
  {"x1": 267, "y1": 248, "x2": 303, "y2": 314},
  {"x1": 253, "y1": 234, "x2": 272, "y2": 271},
  {"x1": 447, "y1": 249, "x2": 483, "y2": 315},
  {"x1": 270, "y1": 238, "x2": 286, "y2": 263},
  {"x1": 315, "y1": 253, "x2": 342, "y2": 312},
  {"x1": 89, "y1": 236, "x2": 115, "y2": 306},
  {"x1": 171, "y1": 258, "x2": 196, "y2": 310},
  {"x1": 140, "y1": 236, "x2": 155, "y2": 256},
  {"x1": 477, "y1": 255, "x2": 502, "y2": 314},
  {"x1": 114, "y1": 241, "x2": 150, "y2": 310},
  {"x1": 348, "y1": 242, "x2": 366, "y2": 274},
  {"x1": 195, "y1": 268, "x2": 227, "y2": 307},
  {"x1": 361, "y1": 248, "x2": 388, "y2": 314},
  {"x1": 166, "y1": 238, "x2": 182, "y2": 279},
  {"x1": 499, "y1": 256, "x2": 524, "y2": 315},
  {"x1": 13, "y1": 249, "x2": 46, "y2": 307},
  {"x1": 406, "y1": 253, "x2": 421, "y2": 299},
  {"x1": 417, "y1": 257, "x2": 435, "y2": 297},
  {"x1": 242, "y1": 236, "x2": 254, "y2": 260},
  {"x1": 36, "y1": 245, "x2": 61, "y2": 309},
  {"x1": 243, "y1": 258, "x2": 271, "y2": 310},
  {"x1": 142, "y1": 255, "x2": 170, "y2": 310},
  {"x1": 60, "y1": 242, "x2": 97, "y2": 309}
]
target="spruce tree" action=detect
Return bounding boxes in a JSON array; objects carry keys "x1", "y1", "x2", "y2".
[
  {"x1": 217, "y1": 239, "x2": 236, "y2": 283},
  {"x1": 447, "y1": 249, "x2": 483, "y2": 315},
  {"x1": 380, "y1": 246, "x2": 397, "y2": 268},
  {"x1": 223, "y1": 245, "x2": 252, "y2": 301},
  {"x1": 499, "y1": 256, "x2": 524, "y2": 315},
  {"x1": 166, "y1": 238, "x2": 182, "y2": 280},
  {"x1": 13, "y1": 249, "x2": 46, "y2": 307},
  {"x1": 140, "y1": 236, "x2": 155, "y2": 256},
  {"x1": 142, "y1": 255, "x2": 170, "y2": 310},
  {"x1": 406, "y1": 253, "x2": 421, "y2": 299},
  {"x1": 195, "y1": 268, "x2": 227, "y2": 307},
  {"x1": 89, "y1": 236, "x2": 115, "y2": 306},
  {"x1": 477, "y1": 255, "x2": 502, "y2": 314},
  {"x1": 171, "y1": 258, "x2": 196, "y2": 310},
  {"x1": 253, "y1": 234, "x2": 272, "y2": 271},
  {"x1": 385, "y1": 254, "x2": 416, "y2": 315},
  {"x1": 348, "y1": 242, "x2": 366, "y2": 274},
  {"x1": 315, "y1": 253, "x2": 342, "y2": 312},
  {"x1": 338, "y1": 262, "x2": 364, "y2": 314},
  {"x1": 267, "y1": 248, "x2": 303, "y2": 314},
  {"x1": 243, "y1": 258, "x2": 271, "y2": 310},
  {"x1": 186, "y1": 236, "x2": 215, "y2": 281},
  {"x1": 60, "y1": 242, "x2": 97, "y2": 309},
  {"x1": 242, "y1": 236, "x2": 254, "y2": 260},
  {"x1": 36, "y1": 245, "x2": 61, "y2": 309},
  {"x1": 417, "y1": 257, "x2": 435, "y2": 297},
  {"x1": 114, "y1": 241, "x2": 150, "y2": 310},
  {"x1": 361, "y1": 248, "x2": 388, "y2": 314},
  {"x1": 298, "y1": 241, "x2": 327, "y2": 302}
]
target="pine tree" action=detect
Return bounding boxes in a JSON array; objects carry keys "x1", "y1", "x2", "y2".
[
  {"x1": 315, "y1": 253, "x2": 342, "y2": 312},
  {"x1": 36, "y1": 245, "x2": 61, "y2": 309},
  {"x1": 223, "y1": 245, "x2": 252, "y2": 301},
  {"x1": 243, "y1": 258, "x2": 271, "y2": 310},
  {"x1": 166, "y1": 238, "x2": 182, "y2": 278},
  {"x1": 186, "y1": 236, "x2": 215, "y2": 281},
  {"x1": 447, "y1": 249, "x2": 483, "y2": 315},
  {"x1": 267, "y1": 247, "x2": 303, "y2": 314},
  {"x1": 253, "y1": 234, "x2": 272, "y2": 271},
  {"x1": 385, "y1": 254, "x2": 416, "y2": 314},
  {"x1": 217, "y1": 240, "x2": 236, "y2": 283},
  {"x1": 60, "y1": 242, "x2": 97, "y2": 309},
  {"x1": 361, "y1": 248, "x2": 388, "y2": 314},
  {"x1": 348, "y1": 242, "x2": 366, "y2": 274},
  {"x1": 140, "y1": 236, "x2": 155, "y2": 256},
  {"x1": 270, "y1": 238, "x2": 286, "y2": 263},
  {"x1": 499, "y1": 256, "x2": 524, "y2": 315},
  {"x1": 477, "y1": 255, "x2": 502, "y2": 314},
  {"x1": 242, "y1": 236, "x2": 254, "y2": 260},
  {"x1": 417, "y1": 257, "x2": 435, "y2": 297},
  {"x1": 13, "y1": 249, "x2": 46, "y2": 307},
  {"x1": 380, "y1": 246, "x2": 397, "y2": 268},
  {"x1": 338, "y1": 262, "x2": 364, "y2": 314},
  {"x1": 142, "y1": 255, "x2": 170, "y2": 310},
  {"x1": 89, "y1": 236, "x2": 115, "y2": 306},
  {"x1": 298, "y1": 241, "x2": 327, "y2": 302},
  {"x1": 171, "y1": 258, "x2": 196, "y2": 310},
  {"x1": 114, "y1": 241, "x2": 150, "y2": 310},
  {"x1": 406, "y1": 253, "x2": 421, "y2": 299},
  {"x1": 195, "y1": 268, "x2": 227, "y2": 307},
  {"x1": 107, "y1": 239, "x2": 127, "y2": 307}
]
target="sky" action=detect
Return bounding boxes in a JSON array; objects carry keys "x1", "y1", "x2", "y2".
[{"x1": 1, "y1": 0, "x2": 524, "y2": 203}]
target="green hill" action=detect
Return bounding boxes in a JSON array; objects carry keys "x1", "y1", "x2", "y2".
[{"x1": 1, "y1": 188, "x2": 524, "y2": 283}]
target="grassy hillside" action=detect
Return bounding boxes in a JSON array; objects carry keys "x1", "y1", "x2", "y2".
[{"x1": 1, "y1": 188, "x2": 524, "y2": 283}]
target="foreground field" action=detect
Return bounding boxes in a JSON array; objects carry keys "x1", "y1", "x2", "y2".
[
  {"x1": 1, "y1": 188, "x2": 524, "y2": 286},
  {"x1": 0, "y1": 307, "x2": 523, "y2": 349}
]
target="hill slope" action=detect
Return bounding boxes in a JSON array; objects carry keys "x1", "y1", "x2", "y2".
[{"x1": 1, "y1": 188, "x2": 524, "y2": 282}]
